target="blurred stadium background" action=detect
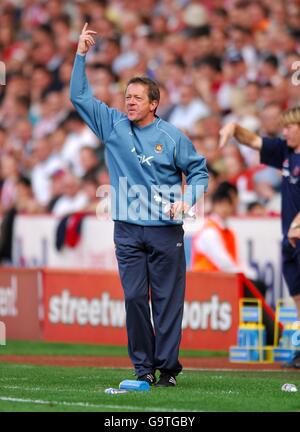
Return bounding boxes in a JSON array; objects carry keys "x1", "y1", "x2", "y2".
[{"x1": 0, "y1": 0, "x2": 300, "y2": 409}]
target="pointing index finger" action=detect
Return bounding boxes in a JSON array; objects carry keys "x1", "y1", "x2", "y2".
[{"x1": 82, "y1": 22, "x2": 88, "y2": 33}]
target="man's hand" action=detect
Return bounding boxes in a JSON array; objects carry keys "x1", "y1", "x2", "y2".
[
  {"x1": 77, "y1": 23, "x2": 97, "y2": 56},
  {"x1": 288, "y1": 226, "x2": 300, "y2": 248},
  {"x1": 169, "y1": 201, "x2": 191, "y2": 220},
  {"x1": 219, "y1": 122, "x2": 262, "y2": 150},
  {"x1": 288, "y1": 215, "x2": 300, "y2": 247},
  {"x1": 219, "y1": 122, "x2": 236, "y2": 148}
]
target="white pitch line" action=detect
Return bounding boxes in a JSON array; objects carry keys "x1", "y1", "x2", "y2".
[
  {"x1": 184, "y1": 367, "x2": 286, "y2": 372},
  {"x1": 0, "y1": 377, "x2": 29, "y2": 381},
  {"x1": 0, "y1": 396, "x2": 203, "y2": 412},
  {"x1": 1, "y1": 385, "x2": 88, "y2": 393}
]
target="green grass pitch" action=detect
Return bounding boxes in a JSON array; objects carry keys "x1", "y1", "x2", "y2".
[
  {"x1": 0, "y1": 339, "x2": 227, "y2": 358},
  {"x1": 0, "y1": 341, "x2": 300, "y2": 412}
]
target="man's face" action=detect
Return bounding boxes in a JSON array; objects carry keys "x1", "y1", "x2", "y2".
[
  {"x1": 215, "y1": 199, "x2": 236, "y2": 219},
  {"x1": 179, "y1": 85, "x2": 193, "y2": 106},
  {"x1": 283, "y1": 123, "x2": 300, "y2": 151},
  {"x1": 261, "y1": 106, "x2": 282, "y2": 133},
  {"x1": 125, "y1": 83, "x2": 157, "y2": 126}
]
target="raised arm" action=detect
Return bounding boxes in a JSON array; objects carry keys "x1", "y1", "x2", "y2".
[
  {"x1": 76, "y1": 22, "x2": 97, "y2": 56},
  {"x1": 219, "y1": 122, "x2": 262, "y2": 150},
  {"x1": 70, "y1": 23, "x2": 124, "y2": 142}
]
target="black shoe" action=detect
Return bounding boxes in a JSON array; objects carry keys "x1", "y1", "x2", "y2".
[
  {"x1": 156, "y1": 373, "x2": 177, "y2": 387},
  {"x1": 282, "y1": 352, "x2": 300, "y2": 369},
  {"x1": 137, "y1": 373, "x2": 156, "y2": 385}
]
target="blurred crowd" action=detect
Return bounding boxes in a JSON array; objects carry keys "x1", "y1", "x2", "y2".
[{"x1": 1, "y1": 0, "x2": 300, "y2": 221}]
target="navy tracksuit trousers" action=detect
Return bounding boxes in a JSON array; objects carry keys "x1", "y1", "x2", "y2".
[
  {"x1": 114, "y1": 221, "x2": 186, "y2": 377},
  {"x1": 282, "y1": 237, "x2": 300, "y2": 297}
]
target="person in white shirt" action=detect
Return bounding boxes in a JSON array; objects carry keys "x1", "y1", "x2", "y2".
[
  {"x1": 60, "y1": 111, "x2": 99, "y2": 177},
  {"x1": 31, "y1": 137, "x2": 65, "y2": 207},
  {"x1": 169, "y1": 83, "x2": 210, "y2": 132},
  {"x1": 51, "y1": 170, "x2": 89, "y2": 217}
]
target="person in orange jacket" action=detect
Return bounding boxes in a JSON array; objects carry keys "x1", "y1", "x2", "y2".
[
  {"x1": 192, "y1": 182, "x2": 246, "y2": 274},
  {"x1": 192, "y1": 182, "x2": 275, "y2": 342}
]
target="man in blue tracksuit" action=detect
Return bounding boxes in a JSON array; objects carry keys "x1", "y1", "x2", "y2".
[
  {"x1": 220, "y1": 109, "x2": 300, "y2": 368},
  {"x1": 70, "y1": 24, "x2": 208, "y2": 386}
]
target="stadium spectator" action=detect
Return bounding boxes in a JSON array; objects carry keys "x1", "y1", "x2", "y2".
[
  {"x1": 47, "y1": 125, "x2": 68, "y2": 155},
  {"x1": 0, "y1": 174, "x2": 42, "y2": 264},
  {"x1": 192, "y1": 55, "x2": 223, "y2": 114},
  {"x1": 246, "y1": 201, "x2": 267, "y2": 217},
  {"x1": 253, "y1": 167, "x2": 281, "y2": 214},
  {"x1": 243, "y1": 80, "x2": 261, "y2": 112},
  {"x1": 10, "y1": 118, "x2": 33, "y2": 163},
  {"x1": 79, "y1": 146, "x2": 103, "y2": 179},
  {"x1": 47, "y1": 168, "x2": 66, "y2": 213},
  {"x1": 199, "y1": 136, "x2": 223, "y2": 175},
  {"x1": 259, "y1": 103, "x2": 283, "y2": 138},
  {"x1": 227, "y1": 24, "x2": 258, "y2": 79},
  {"x1": 81, "y1": 172, "x2": 111, "y2": 217},
  {"x1": 193, "y1": 115, "x2": 222, "y2": 140},
  {"x1": 259, "y1": 82, "x2": 280, "y2": 107},
  {"x1": 156, "y1": 83, "x2": 176, "y2": 122},
  {"x1": 192, "y1": 184, "x2": 250, "y2": 275},
  {"x1": 32, "y1": 90, "x2": 67, "y2": 139},
  {"x1": 246, "y1": 1, "x2": 270, "y2": 33},
  {"x1": 30, "y1": 136, "x2": 65, "y2": 207},
  {"x1": 215, "y1": 53, "x2": 247, "y2": 113},
  {"x1": 0, "y1": 154, "x2": 20, "y2": 212},
  {"x1": 210, "y1": 7, "x2": 229, "y2": 33},
  {"x1": 258, "y1": 54, "x2": 282, "y2": 86},
  {"x1": 30, "y1": 66, "x2": 56, "y2": 106},
  {"x1": 168, "y1": 83, "x2": 210, "y2": 132},
  {"x1": 81, "y1": 173, "x2": 99, "y2": 211},
  {"x1": 15, "y1": 176, "x2": 43, "y2": 214},
  {"x1": 60, "y1": 110, "x2": 100, "y2": 177},
  {"x1": 51, "y1": 170, "x2": 88, "y2": 217}
]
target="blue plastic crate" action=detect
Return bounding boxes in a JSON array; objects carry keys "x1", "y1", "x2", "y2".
[
  {"x1": 238, "y1": 327, "x2": 266, "y2": 348},
  {"x1": 229, "y1": 347, "x2": 252, "y2": 362},
  {"x1": 279, "y1": 328, "x2": 300, "y2": 349},
  {"x1": 273, "y1": 348, "x2": 294, "y2": 362}
]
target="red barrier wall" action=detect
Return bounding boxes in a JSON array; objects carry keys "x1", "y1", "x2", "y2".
[
  {"x1": 43, "y1": 270, "x2": 240, "y2": 350},
  {"x1": 182, "y1": 272, "x2": 240, "y2": 350},
  {"x1": 0, "y1": 268, "x2": 42, "y2": 340},
  {"x1": 43, "y1": 270, "x2": 126, "y2": 345}
]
